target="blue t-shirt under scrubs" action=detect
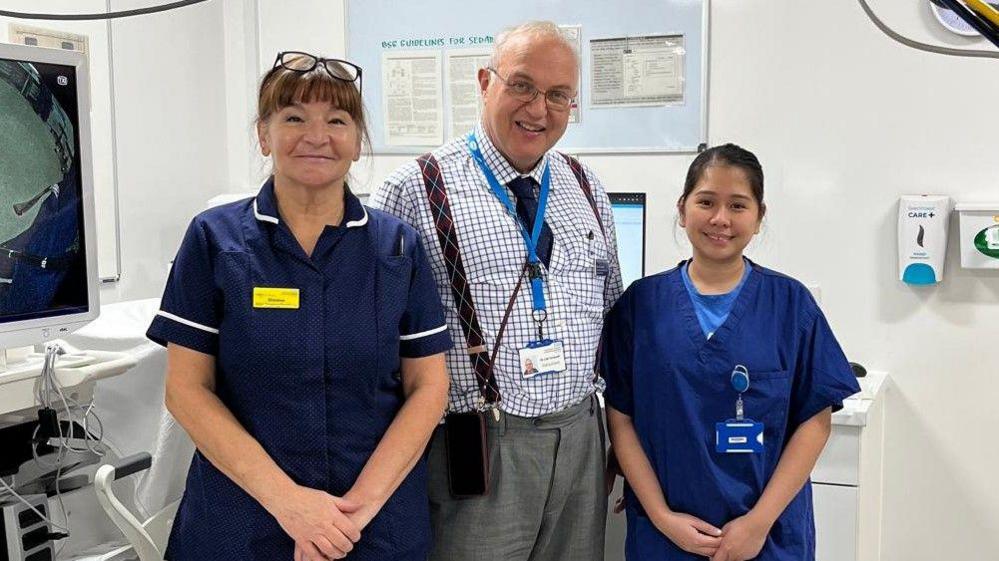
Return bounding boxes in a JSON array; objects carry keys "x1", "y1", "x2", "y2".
[
  {"x1": 679, "y1": 259, "x2": 751, "y2": 339},
  {"x1": 147, "y1": 178, "x2": 452, "y2": 561},
  {"x1": 601, "y1": 259, "x2": 860, "y2": 561}
]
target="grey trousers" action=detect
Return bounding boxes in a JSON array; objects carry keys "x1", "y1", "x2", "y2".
[{"x1": 427, "y1": 395, "x2": 607, "y2": 561}]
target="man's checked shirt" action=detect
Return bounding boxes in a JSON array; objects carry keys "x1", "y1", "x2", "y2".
[{"x1": 371, "y1": 125, "x2": 623, "y2": 417}]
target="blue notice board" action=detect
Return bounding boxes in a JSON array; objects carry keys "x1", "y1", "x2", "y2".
[{"x1": 346, "y1": 0, "x2": 708, "y2": 154}]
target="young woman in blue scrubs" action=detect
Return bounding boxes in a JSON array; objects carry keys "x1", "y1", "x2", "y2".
[
  {"x1": 602, "y1": 144, "x2": 860, "y2": 561},
  {"x1": 147, "y1": 54, "x2": 451, "y2": 561}
]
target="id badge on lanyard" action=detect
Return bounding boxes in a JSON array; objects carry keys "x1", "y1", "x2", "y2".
[
  {"x1": 519, "y1": 339, "x2": 567, "y2": 379},
  {"x1": 466, "y1": 133, "x2": 567, "y2": 379},
  {"x1": 716, "y1": 365, "x2": 764, "y2": 454}
]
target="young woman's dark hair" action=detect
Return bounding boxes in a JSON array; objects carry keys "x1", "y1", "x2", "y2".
[{"x1": 679, "y1": 143, "x2": 765, "y2": 215}]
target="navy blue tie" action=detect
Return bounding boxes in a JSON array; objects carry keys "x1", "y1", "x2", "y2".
[{"x1": 507, "y1": 176, "x2": 554, "y2": 268}]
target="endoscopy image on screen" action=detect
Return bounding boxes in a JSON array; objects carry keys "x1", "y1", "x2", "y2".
[{"x1": 0, "y1": 58, "x2": 88, "y2": 323}]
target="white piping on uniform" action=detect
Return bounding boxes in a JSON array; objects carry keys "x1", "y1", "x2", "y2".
[
  {"x1": 399, "y1": 323, "x2": 448, "y2": 341},
  {"x1": 253, "y1": 199, "x2": 279, "y2": 224},
  {"x1": 0, "y1": 278, "x2": 11, "y2": 284},
  {"x1": 346, "y1": 204, "x2": 368, "y2": 228},
  {"x1": 157, "y1": 310, "x2": 220, "y2": 335},
  {"x1": 255, "y1": 196, "x2": 366, "y2": 227}
]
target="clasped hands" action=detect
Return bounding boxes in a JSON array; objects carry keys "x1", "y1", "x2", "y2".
[
  {"x1": 653, "y1": 509, "x2": 771, "y2": 561},
  {"x1": 273, "y1": 485, "x2": 378, "y2": 561}
]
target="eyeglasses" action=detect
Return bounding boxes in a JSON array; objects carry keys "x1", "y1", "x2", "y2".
[
  {"x1": 272, "y1": 51, "x2": 363, "y2": 95},
  {"x1": 487, "y1": 67, "x2": 575, "y2": 111}
]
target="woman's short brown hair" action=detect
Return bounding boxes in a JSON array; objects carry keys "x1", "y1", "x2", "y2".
[{"x1": 256, "y1": 54, "x2": 370, "y2": 149}]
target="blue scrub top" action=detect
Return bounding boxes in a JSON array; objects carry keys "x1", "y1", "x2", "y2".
[
  {"x1": 147, "y1": 178, "x2": 452, "y2": 561},
  {"x1": 602, "y1": 260, "x2": 860, "y2": 561}
]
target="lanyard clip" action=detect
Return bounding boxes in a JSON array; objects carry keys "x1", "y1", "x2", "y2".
[
  {"x1": 532, "y1": 309, "x2": 548, "y2": 340},
  {"x1": 527, "y1": 262, "x2": 544, "y2": 280}
]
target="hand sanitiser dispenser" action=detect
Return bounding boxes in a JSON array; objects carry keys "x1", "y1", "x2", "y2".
[{"x1": 898, "y1": 195, "x2": 951, "y2": 285}]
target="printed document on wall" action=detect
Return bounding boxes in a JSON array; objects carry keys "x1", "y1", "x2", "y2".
[
  {"x1": 382, "y1": 51, "x2": 444, "y2": 146},
  {"x1": 558, "y1": 24, "x2": 582, "y2": 124},
  {"x1": 445, "y1": 49, "x2": 490, "y2": 140},
  {"x1": 590, "y1": 34, "x2": 685, "y2": 107}
]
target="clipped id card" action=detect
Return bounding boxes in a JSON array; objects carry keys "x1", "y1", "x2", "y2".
[
  {"x1": 518, "y1": 339, "x2": 567, "y2": 379},
  {"x1": 715, "y1": 420, "x2": 764, "y2": 454},
  {"x1": 595, "y1": 258, "x2": 610, "y2": 277}
]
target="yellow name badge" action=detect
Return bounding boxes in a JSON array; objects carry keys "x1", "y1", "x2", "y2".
[{"x1": 253, "y1": 287, "x2": 300, "y2": 309}]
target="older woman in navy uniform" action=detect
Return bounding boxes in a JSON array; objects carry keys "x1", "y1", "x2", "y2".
[{"x1": 146, "y1": 53, "x2": 451, "y2": 561}]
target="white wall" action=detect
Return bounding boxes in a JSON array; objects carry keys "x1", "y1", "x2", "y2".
[
  {"x1": 99, "y1": 0, "x2": 230, "y2": 302},
  {"x1": 100, "y1": 0, "x2": 998, "y2": 558}
]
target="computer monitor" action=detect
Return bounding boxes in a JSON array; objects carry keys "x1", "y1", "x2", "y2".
[
  {"x1": 609, "y1": 192, "x2": 646, "y2": 289},
  {"x1": 0, "y1": 43, "x2": 98, "y2": 351}
]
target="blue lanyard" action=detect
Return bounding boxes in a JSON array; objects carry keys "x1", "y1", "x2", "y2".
[{"x1": 466, "y1": 132, "x2": 551, "y2": 314}]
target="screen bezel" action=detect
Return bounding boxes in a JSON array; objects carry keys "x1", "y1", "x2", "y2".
[
  {"x1": 0, "y1": 43, "x2": 99, "y2": 349},
  {"x1": 608, "y1": 191, "x2": 647, "y2": 282}
]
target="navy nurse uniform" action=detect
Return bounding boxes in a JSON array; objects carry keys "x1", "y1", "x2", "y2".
[
  {"x1": 601, "y1": 260, "x2": 860, "y2": 561},
  {"x1": 147, "y1": 178, "x2": 452, "y2": 561}
]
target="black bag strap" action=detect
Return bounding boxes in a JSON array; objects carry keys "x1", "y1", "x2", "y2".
[{"x1": 558, "y1": 152, "x2": 606, "y2": 241}]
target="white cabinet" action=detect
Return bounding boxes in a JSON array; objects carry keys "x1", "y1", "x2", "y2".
[
  {"x1": 813, "y1": 371, "x2": 888, "y2": 561},
  {"x1": 813, "y1": 484, "x2": 859, "y2": 561}
]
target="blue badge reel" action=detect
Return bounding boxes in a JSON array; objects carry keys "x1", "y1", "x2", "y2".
[{"x1": 716, "y1": 365, "x2": 764, "y2": 454}]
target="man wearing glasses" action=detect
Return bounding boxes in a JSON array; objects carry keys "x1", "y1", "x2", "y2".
[{"x1": 372, "y1": 20, "x2": 622, "y2": 561}]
